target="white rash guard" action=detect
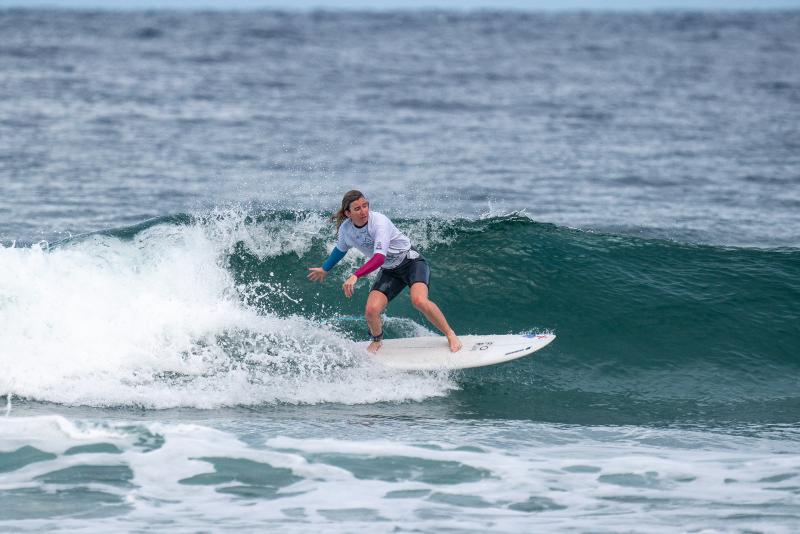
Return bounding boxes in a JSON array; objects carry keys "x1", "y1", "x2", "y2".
[{"x1": 336, "y1": 211, "x2": 412, "y2": 270}]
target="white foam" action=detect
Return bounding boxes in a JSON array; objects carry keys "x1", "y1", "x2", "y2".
[
  {"x1": 0, "y1": 414, "x2": 125, "y2": 446},
  {"x1": 2, "y1": 417, "x2": 798, "y2": 532},
  {"x1": 0, "y1": 219, "x2": 455, "y2": 408}
]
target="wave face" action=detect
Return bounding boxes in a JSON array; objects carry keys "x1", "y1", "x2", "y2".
[{"x1": 2, "y1": 210, "x2": 798, "y2": 423}]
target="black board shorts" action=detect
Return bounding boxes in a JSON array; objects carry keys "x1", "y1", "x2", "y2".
[{"x1": 371, "y1": 254, "x2": 430, "y2": 302}]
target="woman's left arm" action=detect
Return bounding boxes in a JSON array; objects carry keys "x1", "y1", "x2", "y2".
[{"x1": 343, "y1": 253, "x2": 385, "y2": 297}]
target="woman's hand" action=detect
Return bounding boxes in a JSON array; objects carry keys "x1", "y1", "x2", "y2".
[
  {"x1": 307, "y1": 267, "x2": 328, "y2": 282},
  {"x1": 342, "y1": 274, "x2": 358, "y2": 298}
]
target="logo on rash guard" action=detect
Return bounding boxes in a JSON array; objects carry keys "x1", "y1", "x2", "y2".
[
  {"x1": 353, "y1": 227, "x2": 373, "y2": 248},
  {"x1": 375, "y1": 241, "x2": 383, "y2": 250}
]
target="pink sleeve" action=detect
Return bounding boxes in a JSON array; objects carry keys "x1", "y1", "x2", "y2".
[{"x1": 354, "y1": 253, "x2": 385, "y2": 278}]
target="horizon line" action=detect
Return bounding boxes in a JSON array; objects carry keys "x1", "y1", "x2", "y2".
[{"x1": 2, "y1": 0, "x2": 800, "y2": 12}]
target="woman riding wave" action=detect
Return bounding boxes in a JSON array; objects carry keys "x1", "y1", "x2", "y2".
[{"x1": 308, "y1": 190, "x2": 462, "y2": 354}]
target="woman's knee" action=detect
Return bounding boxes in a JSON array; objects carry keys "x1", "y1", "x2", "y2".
[
  {"x1": 411, "y1": 294, "x2": 428, "y2": 310},
  {"x1": 365, "y1": 301, "x2": 384, "y2": 318}
]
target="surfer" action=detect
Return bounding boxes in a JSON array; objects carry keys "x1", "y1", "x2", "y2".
[{"x1": 308, "y1": 190, "x2": 462, "y2": 354}]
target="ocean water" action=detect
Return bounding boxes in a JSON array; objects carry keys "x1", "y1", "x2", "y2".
[{"x1": 1, "y1": 8, "x2": 799, "y2": 533}]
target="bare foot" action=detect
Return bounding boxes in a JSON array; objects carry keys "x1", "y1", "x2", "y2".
[
  {"x1": 446, "y1": 331, "x2": 462, "y2": 353},
  {"x1": 367, "y1": 340, "x2": 382, "y2": 353}
]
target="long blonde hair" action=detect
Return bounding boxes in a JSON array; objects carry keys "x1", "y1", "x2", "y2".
[{"x1": 332, "y1": 190, "x2": 365, "y2": 230}]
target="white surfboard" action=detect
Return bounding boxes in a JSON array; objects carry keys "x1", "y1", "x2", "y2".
[{"x1": 361, "y1": 333, "x2": 555, "y2": 371}]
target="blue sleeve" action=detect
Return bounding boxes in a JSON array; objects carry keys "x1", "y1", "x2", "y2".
[{"x1": 322, "y1": 247, "x2": 347, "y2": 272}]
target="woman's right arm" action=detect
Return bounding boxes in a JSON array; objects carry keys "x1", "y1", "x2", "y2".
[
  {"x1": 322, "y1": 247, "x2": 347, "y2": 271},
  {"x1": 308, "y1": 246, "x2": 347, "y2": 282}
]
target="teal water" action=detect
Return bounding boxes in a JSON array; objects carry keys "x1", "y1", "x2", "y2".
[{"x1": 223, "y1": 212, "x2": 800, "y2": 423}]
